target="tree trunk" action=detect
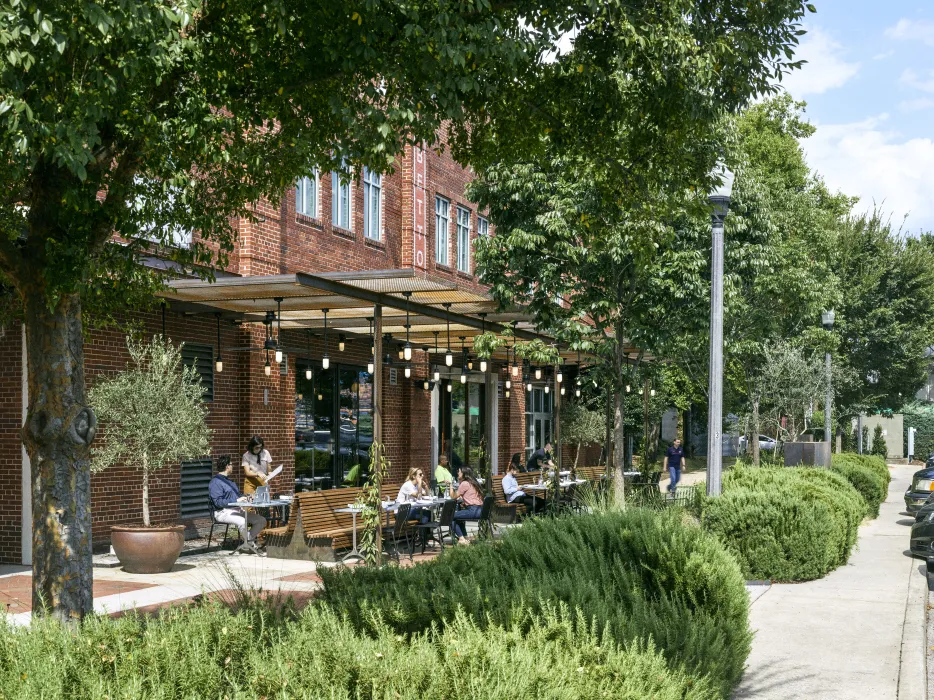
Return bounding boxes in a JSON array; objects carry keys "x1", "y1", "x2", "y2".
[
  {"x1": 574, "y1": 442, "x2": 581, "y2": 469},
  {"x1": 751, "y1": 397, "x2": 761, "y2": 467},
  {"x1": 142, "y1": 459, "x2": 150, "y2": 527},
  {"x1": 23, "y1": 292, "x2": 95, "y2": 622},
  {"x1": 613, "y1": 390, "x2": 626, "y2": 507}
]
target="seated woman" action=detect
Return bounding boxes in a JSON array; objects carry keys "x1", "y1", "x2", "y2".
[
  {"x1": 510, "y1": 452, "x2": 525, "y2": 473},
  {"x1": 451, "y1": 467, "x2": 485, "y2": 545},
  {"x1": 396, "y1": 467, "x2": 431, "y2": 526}
]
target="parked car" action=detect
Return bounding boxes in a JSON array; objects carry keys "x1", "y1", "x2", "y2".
[
  {"x1": 738, "y1": 434, "x2": 779, "y2": 452},
  {"x1": 910, "y1": 495, "x2": 934, "y2": 556},
  {"x1": 904, "y1": 455, "x2": 934, "y2": 514}
]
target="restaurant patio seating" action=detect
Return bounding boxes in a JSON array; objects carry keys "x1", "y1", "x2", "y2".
[
  {"x1": 476, "y1": 495, "x2": 496, "y2": 539},
  {"x1": 384, "y1": 503, "x2": 414, "y2": 562},
  {"x1": 206, "y1": 495, "x2": 239, "y2": 550}
]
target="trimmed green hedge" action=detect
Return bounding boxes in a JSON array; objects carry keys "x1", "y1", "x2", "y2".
[
  {"x1": 0, "y1": 604, "x2": 719, "y2": 699},
  {"x1": 319, "y1": 509, "x2": 751, "y2": 698},
  {"x1": 702, "y1": 463, "x2": 865, "y2": 582},
  {"x1": 831, "y1": 453, "x2": 890, "y2": 517}
]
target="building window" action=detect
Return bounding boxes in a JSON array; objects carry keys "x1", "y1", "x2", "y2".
[
  {"x1": 181, "y1": 343, "x2": 214, "y2": 402},
  {"x1": 435, "y1": 196, "x2": 450, "y2": 266},
  {"x1": 525, "y1": 388, "x2": 553, "y2": 462},
  {"x1": 456, "y1": 206, "x2": 470, "y2": 273},
  {"x1": 331, "y1": 168, "x2": 351, "y2": 230},
  {"x1": 296, "y1": 173, "x2": 318, "y2": 218},
  {"x1": 363, "y1": 168, "x2": 381, "y2": 241},
  {"x1": 477, "y1": 216, "x2": 489, "y2": 238}
]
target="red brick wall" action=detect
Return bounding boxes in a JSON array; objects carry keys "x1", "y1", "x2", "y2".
[{"x1": 0, "y1": 325, "x2": 22, "y2": 563}]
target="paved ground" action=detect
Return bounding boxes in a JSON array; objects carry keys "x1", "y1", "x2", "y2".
[{"x1": 734, "y1": 463, "x2": 927, "y2": 700}]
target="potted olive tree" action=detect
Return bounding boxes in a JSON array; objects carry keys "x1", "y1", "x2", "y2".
[{"x1": 90, "y1": 336, "x2": 211, "y2": 573}]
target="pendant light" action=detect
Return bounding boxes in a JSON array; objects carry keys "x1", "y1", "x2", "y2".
[
  {"x1": 402, "y1": 292, "x2": 413, "y2": 361},
  {"x1": 422, "y1": 346, "x2": 432, "y2": 390},
  {"x1": 405, "y1": 365, "x2": 412, "y2": 378},
  {"x1": 460, "y1": 336, "x2": 468, "y2": 383},
  {"x1": 626, "y1": 383, "x2": 631, "y2": 393},
  {"x1": 447, "y1": 380, "x2": 452, "y2": 393},
  {"x1": 432, "y1": 331, "x2": 441, "y2": 382},
  {"x1": 535, "y1": 367, "x2": 542, "y2": 381},
  {"x1": 561, "y1": 386, "x2": 566, "y2": 395},
  {"x1": 214, "y1": 314, "x2": 223, "y2": 373},
  {"x1": 264, "y1": 350, "x2": 271, "y2": 377},
  {"x1": 321, "y1": 308, "x2": 330, "y2": 370},
  {"x1": 650, "y1": 388, "x2": 656, "y2": 397},
  {"x1": 544, "y1": 383, "x2": 550, "y2": 394},
  {"x1": 367, "y1": 317, "x2": 375, "y2": 374},
  {"x1": 338, "y1": 334, "x2": 346, "y2": 352},
  {"x1": 444, "y1": 303, "x2": 453, "y2": 366},
  {"x1": 556, "y1": 367, "x2": 563, "y2": 384},
  {"x1": 575, "y1": 349, "x2": 582, "y2": 397},
  {"x1": 305, "y1": 331, "x2": 312, "y2": 380},
  {"x1": 525, "y1": 370, "x2": 532, "y2": 392},
  {"x1": 274, "y1": 297, "x2": 283, "y2": 364},
  {"x1": 505, "y1": 389, "x2": 511, "y2": 398},
  {"x1": 478, "y1": 314, "x2": 488, "y2": 372}
]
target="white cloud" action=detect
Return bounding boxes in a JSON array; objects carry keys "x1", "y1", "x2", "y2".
[
  {"x1": 803, "y1": 115, "x2": 934, "y2": 233},
  {"x1": 900, "y1": 69, "x2": 934, "y2": 93},
  {"x1": 781, "y1": 27, "x2": 860, "y2": 97},
  {"x1": 899, "y1": 98, "x2": 934, "y2": 112},
  {"x1": 884, "y1": 19, "x2": 934, "y2": 46},
  {"x1": 873, "y1": 50, "x2": 895, "y2": 61}
]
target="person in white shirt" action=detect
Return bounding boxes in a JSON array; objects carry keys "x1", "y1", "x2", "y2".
[
  {"x1": 242, "y1": 435, "x2": 273, "y2": 495},
  {"x1": 502, "y1": 462, "x2": 538, "y2": 515},
  {"x1": 395, "y1": 467, "x2": 431, "y2": 542}
]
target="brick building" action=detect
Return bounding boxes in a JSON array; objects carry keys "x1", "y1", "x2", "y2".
[{"x1": 2, "y1": 137, "x2": 606, "y2": 566}]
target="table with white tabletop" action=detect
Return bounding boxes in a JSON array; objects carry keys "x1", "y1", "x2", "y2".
[{"x1": 333, "y1": 505, "x2": 367, "y2": 562}]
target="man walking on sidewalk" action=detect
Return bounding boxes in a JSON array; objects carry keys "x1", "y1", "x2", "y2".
[{"x1": 666, "y1": 438, "x2": 686, "y2": 495}]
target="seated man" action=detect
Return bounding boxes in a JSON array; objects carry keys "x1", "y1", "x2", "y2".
[
  {"x1": 434, "y1": 453, "x2": 455, "y2": 494},
  {"x1": 502, "y1": 462, "x2": 539, "y2": 515},
  {"x1": 209, "y1": 456, "x2": 266, "y2": 555}
]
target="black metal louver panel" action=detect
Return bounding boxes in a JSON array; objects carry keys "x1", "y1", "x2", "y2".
[
  {"x1": 181, "y1": 343, "x2": 214, "y2": 402},
  {"x1": 180, "y1": 457, "x2": 213, "y2": 518}
]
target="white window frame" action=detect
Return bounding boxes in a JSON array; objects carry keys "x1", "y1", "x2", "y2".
[
  {"x1": 477, "y1": 216, "x2": 489, "y2": 238},
  {"x1": 456, "y1": 206, "x2": 471, "y2": 273},
  {"x1": 296, "y1": 172, "x2": 318, "y2": 218},
  {"x1": 332, "y1": 168, "x2": 351, "y2": 230},
  {"x1": 363, "y1": 168, "x2": 382, "y2": 241},
  {"x1": 435, "y1": 196, "x2": 450, "y2": 266}
]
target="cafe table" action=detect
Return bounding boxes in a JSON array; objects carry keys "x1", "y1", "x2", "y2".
[
  {"x1": 333, "y1": 505, "x2": 368, "y2": 563},
  {"x1": 523, "y1": 479, "x2": 586, "y2": 511}
]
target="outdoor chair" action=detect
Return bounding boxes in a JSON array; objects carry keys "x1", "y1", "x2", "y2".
[
  {"x1": 476, "y1": 495, "x2": 496, "y2": 539},
  {"x1": 415, "y1": 499, "x2": 457, "y2": 553},
  {"x1": 206, "y1": 496, "x2": 241, "y2": 550},
  {"x1": 559, "y1": 484, "x2": 582, "y2": 515},
  {"x1": 384, "y1": 503, "x2": 414, "y2": 563}
]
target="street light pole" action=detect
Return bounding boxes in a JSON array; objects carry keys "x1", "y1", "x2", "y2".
[
  {"x1": 707, "y1": 165, "x2": 733, "y2": 497},
  {"x1": 822, "y1": 310, "x2": 835, "y2": 464}
]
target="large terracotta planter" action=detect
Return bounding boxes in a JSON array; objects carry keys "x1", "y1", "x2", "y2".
[{"x1": 111, "y1": 525, "x2": 185, "y2": 574}]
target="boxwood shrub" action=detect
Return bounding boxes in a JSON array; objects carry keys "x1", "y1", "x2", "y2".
[
  {"x1": 831, "y1": 453, "x2": 889, "y2": 517},
  {"x1": 702, "y1": 463, "x2": 865, "y2": 582},
  {"x1": 0, "y1": 604, "x2": 719, "y2": 699},
  {"x1": 319, "y1": 509, "x2": 751, "y2": 698}
]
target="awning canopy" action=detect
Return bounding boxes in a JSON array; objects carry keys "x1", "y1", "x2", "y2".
[{"x1": 159, "y1": 268, "x2": 648, "y2": 363}]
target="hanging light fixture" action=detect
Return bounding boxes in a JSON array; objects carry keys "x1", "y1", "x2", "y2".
[
  {"x1": 535, "y1": 367, "x2": 542, "y2": 381},
  {"x1": 432, "y1": 331, "x2": 441, "y2": 382},
  {"x1": 264, "y1": 350, "x2": 271, "y2": 377},
  {"x1": 274, "y1": 297, "x2": 283, "y2": 364},
  {"x1": 321, "y1": 308, "x2": 330, "y2": 370},
  {"x1": 338, "y1": 334, "x2": 346, "y2": 352},
  {"x1": 214, "y1": 314, "x2": 223, "y2": 373},
  {"x1": 460, "y1": 337, "x2": 468, "y2": 384},
  {"x1": 625, "y1": 383, "x2": 631, "y2": 393},
  {"x1": 544, "y1": 383, "x2": 550, "y2": 394},
  {"x1": 403, "y1": 292, "x2": 413, "y2": 361},
  {"x1": 405, "y1": 365, "x2": 412, "y2": 378},
  {"x1": 556, "y1": 367, "x2": 563, "y2": 384},
  {"x1": 422, "y1": 346, "x2": 432, "y2": 390},
  {"x1": 305, "y1": 331, "x2": 312, "y2": 380},
  {"x1": 479, "y1": 314, "x2": 488, "y2": 372},
  {"x1": 575, "y1": 385, "x2": 581, "y2": 398},
  {"x1": 561, "y1": 386, "x2": 566, "y2": 396},
  {"x1": 505, "y1": 389, "x2": 511, "y2": 398},
  {"x1": 444, "y1": 303, "x2": 453, "y2": 366},
  {"x1": 447, "y1": 380, "x2": 452, "y2": 393},
  {"x1": 650, "y1": 388, "x2": 656, "y2": 397},
  {"x1": 367, "y1": 317, "x2": 375, "y2": 374}
]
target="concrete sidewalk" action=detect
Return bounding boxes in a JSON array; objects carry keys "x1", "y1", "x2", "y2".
[{"x1": 734, "y1": 463, "x2": 926, "y2": 700}]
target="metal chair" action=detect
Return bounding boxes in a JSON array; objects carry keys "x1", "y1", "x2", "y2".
[
  {"x1": 384, "y1": 503, "x2": 413, "y2": 563},
  {"x1": 476, "y1": 495, "x2": 496, "y2": 539},
  {"x1": 206, "y1": 496, "x2": 239, "y2": 550},
  {"x1": 415, "y1": 499, "x2": 457, "y2": 553}
]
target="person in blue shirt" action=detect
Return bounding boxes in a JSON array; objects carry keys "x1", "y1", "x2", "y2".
[
  {"x1": 209, "y1": 456, "x2": 266, "y2": 554},
  {"x1": 502, "y1": 462, "x2": 538, "y2": 515},
  {"x1": 665, "y1": 438, "x2": 686, "y2": 495}
]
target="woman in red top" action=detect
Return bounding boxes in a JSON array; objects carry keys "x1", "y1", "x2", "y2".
[{"x1": 451, "y1": 467, "x2": 484, "y2": 545}]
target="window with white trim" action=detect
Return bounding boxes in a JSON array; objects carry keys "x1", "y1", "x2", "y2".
[
  {"x1": 296, "y1": 173, "x2": 318, "y2": 218},
  {"x1": 456, "y1": 206, "x2": 471, "y2": 273},
  {"x1": 435, "y1": 196, "x2": 450, "y2": 265},
  {"x1": 331, "y1": 168, "x2": 351, "y2": 230},
  {"x1": 477, "y1": 216, "x2": 489, "y2": 238},
  {"x1": 363, "y1": 168, "x2": 381, "y2": 241}
]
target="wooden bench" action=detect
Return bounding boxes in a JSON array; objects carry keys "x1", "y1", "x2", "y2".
[
  {"x1": 491, "y1": 471, "x2": 544, "y2": 519},
  {"x1": 266, "y1": 483, "x2": 406, "y2": 561}
]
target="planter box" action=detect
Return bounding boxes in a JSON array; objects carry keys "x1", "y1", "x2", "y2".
[{"x1": 784, "y1": 441, "x2": 831, "y2": 468}]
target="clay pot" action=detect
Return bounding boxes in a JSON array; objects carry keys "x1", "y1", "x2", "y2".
[{"x1": 110, "y1": 525, "x2": 185, "y2": 574}]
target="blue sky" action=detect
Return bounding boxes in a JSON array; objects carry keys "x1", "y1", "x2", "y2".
[{"x1": 778, "y1": 0, "x2": 934, "y2": 234}]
